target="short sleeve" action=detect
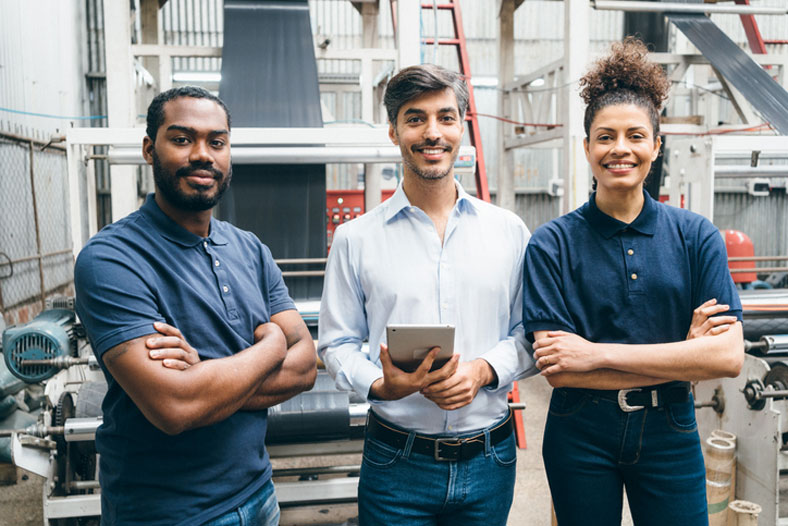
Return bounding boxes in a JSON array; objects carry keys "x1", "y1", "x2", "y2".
[
  {"x1": 259, "y1": 243, "x2": 296, "y2": 315},
  {"x1": 693, "y1": 221, "x2": 743, "y2": 321},
  {"x1": 74, "y1": 242, "x2": 163, "y2": 359},
  {"x1": 522, "y1": 226, "x2": 577, "y2": 342}
]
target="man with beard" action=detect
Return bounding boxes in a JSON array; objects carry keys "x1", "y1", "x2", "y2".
[
  {"x1": 74, "y1": 86, "x2": 316, "y2": 526},
  {"x1": 318, "y1": 64, "x2": 536, "y2": 525}
]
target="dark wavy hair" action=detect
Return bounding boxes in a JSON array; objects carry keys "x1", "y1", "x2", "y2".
[
  {"x1": 384, "y1": 64, "x2": 469, "y2": 125},
  {"x1": 580, "y1": 37, "x2": 670, "y2": 140},
  {"x1": 145, "y1": 86, "x2": 231, "y2": 142}
]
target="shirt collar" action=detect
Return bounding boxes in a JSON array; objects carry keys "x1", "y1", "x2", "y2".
[
  {"x1": 383, "y1": 179, "x2": 477, "y2": 222},
  {"x1": 140, "y1": 193, "x2": 228, "y2": 247},
  {"x1": 583, "y1": 189, "x2": 658, "y2": 239}
]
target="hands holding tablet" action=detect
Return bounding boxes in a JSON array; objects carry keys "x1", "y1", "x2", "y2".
[
  {"x1": 368, "y1": 324, "x2": 498, "y2": 410},
  {"x1": 369, "y1": 344, "x2": 459, "y2": 402}
]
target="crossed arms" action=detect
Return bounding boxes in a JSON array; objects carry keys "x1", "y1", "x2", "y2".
[
  {"x1": 102, "y1": 309, "x2": 316, "y2": 436},
  {"x1": 531, "y1": 299, "x2": 744, "y2": 390}
]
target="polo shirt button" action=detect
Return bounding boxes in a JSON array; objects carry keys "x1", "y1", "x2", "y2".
[
  {"x1": 627, "y1": 249, "x2": 634, "y2": 256},
  {"x1": 203, "y1": 241, "x2": 208, "y2": 248},
  {"x1": 631, "y1": 273, "x2": 638, "y2": 280},
  {"x1": 215, "y1": 260, "x2": 220, "y2": 267},
  {"x1": 223, "y1": 285, "x2": 229, "y2": 293}
]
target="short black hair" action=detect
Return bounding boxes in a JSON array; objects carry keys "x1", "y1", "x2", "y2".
[
  {"x1": 383, "y1": 64, "x2": 469, "y2": 125},
  {"x1": 145, "y1": 86, "x2": 231, "y2": 142}
]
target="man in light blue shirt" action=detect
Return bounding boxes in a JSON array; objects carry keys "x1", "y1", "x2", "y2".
[{"x1": 318, "y1": 64, "x2": 536, "y2": 525}]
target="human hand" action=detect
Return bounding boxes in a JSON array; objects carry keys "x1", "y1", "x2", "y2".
[
  {"x1": 146, "y1": 321, "x2": 200, "y2": 370},
  {"x1": 369, "y1": 344, "x2": 460, "y2": 401},
  {"x1": 532, "y1": 331, "x2": 599, "y2": 376},
  {"x1": 420, "y1": 359, "x2": 495, "y2": 410},
  {"x1": 686, "y1": 299, "x2": 737, "y2": 340}
]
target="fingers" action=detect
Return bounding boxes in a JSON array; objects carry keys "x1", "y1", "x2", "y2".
[
  {"x1": 415, "y1": 347, "x2": 440, "y2": 375},
  {"x1": 162, "y1": 358, "x2": 191, "y2": 370},
  {"x1": 146, "y1": 336, "x2": 187, "y2": 350},
  {"x1": 424, "y1": 354, "x2": 459, "y2": 385},
  {"x1": 153, "y1": 321, "x2": 183, "y2": 337},
  {"x1": 706, "y1": 315, "x2": 737, "y2": 327},
  {"x1": 708, "y1": 325, "x2": 730, "y2": 335},
  {"x1": 378, "y1": 343, "x2": 395, "y2": 370}
]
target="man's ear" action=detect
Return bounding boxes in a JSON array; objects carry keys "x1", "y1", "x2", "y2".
[
  {"x1": 142, "y1": 136, "x2": 155, "y2": 166},
  {"x1": 388, "y1": 123, "x2": 398, "y2": 146}
]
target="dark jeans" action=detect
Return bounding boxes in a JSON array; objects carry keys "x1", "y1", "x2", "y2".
[
  {"x1": 202, "y1": 478, "x2": 279, "y2": 526},
  {"x1": 358, "y1": 412, "x2": 517, "y2": 526},
  {"x1": 543, "y1": 388, "x2": 708, "y2": 526}
]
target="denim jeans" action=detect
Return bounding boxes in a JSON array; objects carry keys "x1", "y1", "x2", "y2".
[
  {"x1": 543, "y1": 388, "x2": 708, "y2": 526},
  {"x1": 358, "y1": 412, "x2": 517, "y2": 526},
  {"x1": 202, "y1": 478, "x2": 280, "y2": 526}
]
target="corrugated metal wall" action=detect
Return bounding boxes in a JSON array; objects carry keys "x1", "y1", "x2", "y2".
[
  {"x1": 0, "y1": 1, "x2": 90, "y2": 140},
  {"x1": 715, "y1": 190, "x2": 788, "y2": 258}
]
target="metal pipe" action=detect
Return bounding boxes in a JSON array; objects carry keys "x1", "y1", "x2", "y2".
[
  {"x1": 280, "y1": 270, "x2": 325, "y2": 278},
  {"x1": 729, "y1": 267, "x2": 787, "y2": 273},
  {"x1": 349, "y1": 403, "x2": 370, "y2": 427},
  {"x1": 592, "y1": 0, "x2": 787, "y2": 15},
  {"x1": 275, "y1": 258, "x2": 327, "y2": 265},
  {"x1": 67, "y1": 480, "x2": 101, "y2": 491},
  {"x1": 108, "y1": 146, "x2": 406, "y2": 165},
  {"x1": 63, "y1": 418, "x2": 102, "y2": 442},
  {"x1": 272, "y1": 465, "x2": 361, "y2": 478},
  {"x1": 714, "y1": 166, "x2": 788, "y2": 177},
  {"x1": 729, "y1": 256, "x2": 788, "y2": 262},
  {"x1": 0, "y1": 249, "x2": 73, "y2": 267}
]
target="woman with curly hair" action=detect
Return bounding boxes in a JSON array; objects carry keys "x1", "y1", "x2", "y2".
[{"x1": 523, "y1": 38, "x2": 744, "y2": 525}]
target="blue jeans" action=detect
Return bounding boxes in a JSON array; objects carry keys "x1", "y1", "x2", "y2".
[
  {"x1": 543, "y1": 388, "x2": 708, "y2": 526},
  {"x1": 202, "y1": 479, "x2": 280, "y2": 526},
  {"x1": 358, "y1": 412, "x2": 516, "y2": 526}
]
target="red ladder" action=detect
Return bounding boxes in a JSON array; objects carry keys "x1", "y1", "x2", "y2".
[{"x1": 389, "y1": 1, "x2": 491, "y2": 203}]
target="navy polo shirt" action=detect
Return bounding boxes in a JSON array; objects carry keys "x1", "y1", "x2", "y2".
[
  {"x1": 524, "y1": 191, "x2": 741, "y2": 346},
  {"x1": 74, "y1": 194, "x2": 295, "y2": 526}
]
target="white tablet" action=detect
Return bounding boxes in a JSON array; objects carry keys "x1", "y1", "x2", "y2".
[{"x1": 386, "y1": 324, "x2": 455, "y2": 372}]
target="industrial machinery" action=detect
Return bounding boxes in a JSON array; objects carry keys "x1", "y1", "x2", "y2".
[
  {"x1": 695, "y1": 290, "x2": 788, "y2": 526},
  {"x1": 0, "y1": 299, "x2": 374, "y2": 525}
]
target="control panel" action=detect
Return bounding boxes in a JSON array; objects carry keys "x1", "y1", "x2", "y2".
[{"x1": 326, "y1": 190, "x2": 395, "y2": 251}]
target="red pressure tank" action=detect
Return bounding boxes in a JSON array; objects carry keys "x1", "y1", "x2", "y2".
[{"x1": 724, "y1": 229, "x2": 756, "y2": 284}]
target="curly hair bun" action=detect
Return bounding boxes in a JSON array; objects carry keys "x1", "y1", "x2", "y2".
[{"x1": 580, "y1": 37, "x2": 669, "y2": 111}]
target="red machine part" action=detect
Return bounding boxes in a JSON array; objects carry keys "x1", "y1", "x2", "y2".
[
  {"x1": 724, "y1": 229, "x2": 757, "y2": 284},
  {"x1": 326, "y1": 190, "x2": 395, "y2": 251}
]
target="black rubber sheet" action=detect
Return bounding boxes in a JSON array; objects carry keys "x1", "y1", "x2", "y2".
[
  {"x1": 217, "y1": 0, "x2": 326, "y2": 301},
  {"x1": 665, "y1": 3, "x2": 788, "y2": 134}
]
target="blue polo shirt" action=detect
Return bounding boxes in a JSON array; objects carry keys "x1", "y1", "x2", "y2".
[
  {"x1": 524, "y1": 191, "x2": 741, "y2": 346},
  {"x1": 74, "y1": 194, "x2": 295, "y2": 526}
]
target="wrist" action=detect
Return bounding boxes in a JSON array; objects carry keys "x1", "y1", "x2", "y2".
[
  {"x1": 369, "y1": 378, "x2": 387, "y2": 401},
  {"x1": 474, "y1": 359, "x2": 496, "y2": 388},
  {"x1": 594, "y1": 343, "x2": 611, "y2": 370}
]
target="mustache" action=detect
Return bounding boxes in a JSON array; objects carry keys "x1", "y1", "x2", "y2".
[
  {"x1": 411, "y1": 141, "x2": 452, "y2": 152},
  {"x1": 176, "y1": 163, "x2": 223, "y2": 180}
]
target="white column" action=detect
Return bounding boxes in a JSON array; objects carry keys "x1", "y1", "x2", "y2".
[
  {"x1": 103, "y1": 0, "x2": 138, "y2": 222},
  {"x1": 362, "y1": 2, "x2": 383, "y2": 212},
  {"x1": 562, "y1": 0, "x2": 590, "y2": 213},
  {"x1": 497, "y1": 0, "x2": 516, "y2": 212},
  {"x1": 396, "y1": 0, "x2": 421, "y2": 68}
]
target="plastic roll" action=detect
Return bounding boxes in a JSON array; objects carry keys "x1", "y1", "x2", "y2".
[
  {"x1": 711, "y1": 430, "x2": 738, "y2": 526},
  {"x1": 705, "y1": 436, "x2": 736, "y2": 526},
  {"x1": 728, "y1": 500, "x2": 761, "y2": 526}
]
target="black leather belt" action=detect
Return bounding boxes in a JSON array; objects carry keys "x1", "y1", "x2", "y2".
[
  {"x1": 583, "y1": 382, "x2": 691, "y2": 413},
  {"x1": 366, "y1": 410, "x2": 513, "y2": 462}
]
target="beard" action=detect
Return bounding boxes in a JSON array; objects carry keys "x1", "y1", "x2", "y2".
[
  {"x1": 152, "y1": 150, "x2": 232, "y2": 211},
  {"x1": 401, "y1": 140, "x2": 459, "y2": 181}
]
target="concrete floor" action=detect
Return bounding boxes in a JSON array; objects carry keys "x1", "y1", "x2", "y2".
[{"x1": 0, "y1": 376, "x2": 636, "y2": 526}]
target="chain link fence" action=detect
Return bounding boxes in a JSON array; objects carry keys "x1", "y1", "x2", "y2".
[{"x1": 0, "y1": 132, "x2": 74, "y2": 329}]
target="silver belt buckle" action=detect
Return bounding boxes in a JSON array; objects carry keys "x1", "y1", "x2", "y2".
[
  {"x1": 617, "y1": 388, "x2": 645, "y2": 412},
  {"x1": 434, "y1": 438, "x2": 460, "y2": 461}
]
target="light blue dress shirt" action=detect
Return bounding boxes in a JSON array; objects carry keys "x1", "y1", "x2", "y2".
[{"x1": 318, "y1": 181, "x2": 537, "y2": 435}]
